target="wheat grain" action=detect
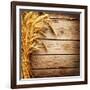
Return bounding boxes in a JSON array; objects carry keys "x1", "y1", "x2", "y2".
[{"x1": 21, "y1": 11, "x2": 56, "y2": 79}]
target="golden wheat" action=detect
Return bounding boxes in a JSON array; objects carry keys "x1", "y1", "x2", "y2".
[{"x1": 21, "y1": 11, "x2": 56, "y2": 79}]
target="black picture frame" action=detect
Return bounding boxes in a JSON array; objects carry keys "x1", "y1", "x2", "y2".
[{"x1": 11, "y1": 1, "x2": 88, "y2": 89}]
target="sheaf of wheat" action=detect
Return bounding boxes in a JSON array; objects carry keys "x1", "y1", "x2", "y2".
[{"x1": 21, "y1": 11, "x2": 56, "y2": 79}]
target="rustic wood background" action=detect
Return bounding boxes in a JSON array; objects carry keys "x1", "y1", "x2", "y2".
[{"x1": 31, "y1": 12, "x2": 80, "y2": 78}]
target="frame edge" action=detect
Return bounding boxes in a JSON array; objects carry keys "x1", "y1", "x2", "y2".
[{"x1": 11, "y1": 1, "x2": 17, "y2": 89}]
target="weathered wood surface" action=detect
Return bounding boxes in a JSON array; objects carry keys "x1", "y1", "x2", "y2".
[
  {"x1": 33, "y1": 40, "x2": 80, "y2": 54},
  {"x1": 30, "y1": 13, "x2": 80, "y2": 78},
  {"x1": 31, "y1": 55, "x2": 80, "y2": 69},
  {"x1": 32, "y1": 68, "x2": 80, "y2": 77},
  {"x1": 49, "y1": 13, "x2": 80, "y2": 20},
  {"x1": 36, "y1": 19, "x2": 80, "y2": 40}
]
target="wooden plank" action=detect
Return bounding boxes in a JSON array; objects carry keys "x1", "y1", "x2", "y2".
[
  {"x1": 48, "y1": 13, "x2": 80, "y2": 20},
  {"x1": 33, "y1": 40, "x2": 80, "y2": 54},
  {"x1": 31, "y1": 55, "x2": 80, "y2": 69},
  {"x1": 32, "y1": 68, "x2": 80, "y2": 77},
  {"x1": 36, "y1": 19, "x2": 80, "y2": 40}
]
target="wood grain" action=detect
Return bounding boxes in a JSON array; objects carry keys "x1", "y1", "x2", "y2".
[
  {"x1": 37, "y1": 19, "x2": 80, "y2": 40},
  {"x1": 31, "y1": 55, "x2": 80, "y2": 69},
  {"x1": 32, "y1": 68, "x2": 80, "y2": 77},
  {"x1": 33, "y1": 40, "x2": 80, "y2": 54},
  {"x1": 30, "y1": 13, "x2": 80, "y2": 78},
  {"x1": 49, "y1": 13, "x2": 80, "y2": 20}
]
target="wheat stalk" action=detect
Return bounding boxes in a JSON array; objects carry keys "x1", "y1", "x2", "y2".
[{"x1": 21, "y1": 11, "x2": 56, "y2": 79}]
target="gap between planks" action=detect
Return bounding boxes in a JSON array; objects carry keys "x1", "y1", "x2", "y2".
[
  {"x1": 32, "y1": 67, "x2": 79, "y2": 70},
  {"x1": 32, "y1": 54, "x2": 80, "y2": 55},
  {"x1": 39, "y1": 38, "x2": 80, "y2": 41}
]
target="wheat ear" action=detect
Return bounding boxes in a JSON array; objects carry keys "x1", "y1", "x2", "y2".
[{"x1": 21, "y1": 12, "x2": 51, "y2": 78}]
